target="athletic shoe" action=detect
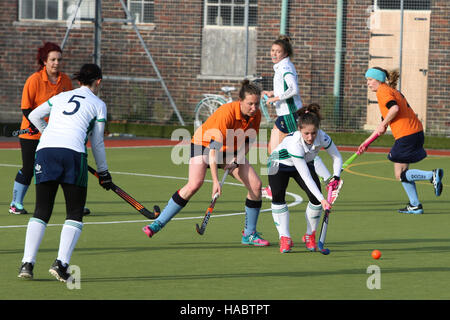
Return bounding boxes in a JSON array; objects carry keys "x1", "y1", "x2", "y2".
[
  {"x1": 18, "y1": 262, "x2": 34, "y2": 279},
  {"x1": 398, "y1": 203, "x2": 424, "y2": 214},
  {"x1": 9, "y1": 205, "x2": 28, "y2": 215},
  {"x1": 432, "y1": 169, "x2": 443, "y2": 197},
  {"x1": 261, "y1": 186, "x2": 272, "y2": 200},
  {"x1": 241, "y1": 231, "x2": 270, "y2": 246},
  {"x1": 142, "y1": 221, "x2": 162, "y2": 238},
  {"x1": 304, "y1": 232, "x2": 316, "y2": 252},
  {"x1": 302, "y1": 230, "x2": 315, "y2": 243},
  {"x1": 49, "y1": 259, "x2": 72, "y2": 283},
  {"x1": 83, "y1": 207, "x2": 91, "y2": 216},
  {"x1": 279, "y1": 236, "x2": 293, "y2": 253}
]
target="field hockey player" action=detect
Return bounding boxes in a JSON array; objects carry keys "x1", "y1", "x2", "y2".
[
  {"x1": 142, "y1": 80, "x2": 270, "y2": 246},
  {"x1": 267, "y1": 103, "x2": 343, "y2": 253},
  {"x1": 17, "y1": 64, "x2": 113, "y2": 282},
  {"x1": 361, "y1": 67, "x2": 444, "y2": 214},
  {"x1": 261, "y1": 35, "x2": 331, "y2": 200}
]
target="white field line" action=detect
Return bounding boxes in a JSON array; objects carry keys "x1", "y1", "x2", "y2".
[{"x1": 0, "y1": 164, "x2": 303, "y2": 229}]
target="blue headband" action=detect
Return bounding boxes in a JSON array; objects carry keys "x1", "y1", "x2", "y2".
[{"x1": 365, "y1": 68, "x2": 386, "y2": 82}]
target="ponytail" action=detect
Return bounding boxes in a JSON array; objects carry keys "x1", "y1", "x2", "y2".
[
  {"x1": 239, "y1": 79, "x2": 261, "y2": 100},
  {"x1": 297, "y1": 103, "x2": 322, "y2": 129}
]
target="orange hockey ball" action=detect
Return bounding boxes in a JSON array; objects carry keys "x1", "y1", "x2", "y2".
[{"x1": 371, "y1": 250, "x2": 382, "y2": 260}]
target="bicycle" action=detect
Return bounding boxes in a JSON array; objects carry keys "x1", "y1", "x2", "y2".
[{"x1": 194, "y1": 84, "x2": 273, "y2": 128}]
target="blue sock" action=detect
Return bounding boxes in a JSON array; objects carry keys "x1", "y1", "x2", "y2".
[
  {"x1": 401, "y1": 181, "x2": 420, "y2": 207},
  {"x1": 405, "y1": 169, "x2": 433, "y2": 182},
  {"x1": 153, "y1": 191, "x2": 188, "y2": 228},
  {"x1": 11, "y1": 181, "x2": 29, "y2": 209},
  {"x1": 244, "y1": 199, "x2": 262, "y2": 236}
]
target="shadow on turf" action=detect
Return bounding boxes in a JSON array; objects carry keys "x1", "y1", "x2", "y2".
[
  {"x1": 333, "y1": 200, "x2": 450, "y2": 215},
  {"x1": 79, "y1": 266, "x2": 450, "y2": 283},
  {"x1": 3, "y1": 238, "x2": 450, "y2": 257}
]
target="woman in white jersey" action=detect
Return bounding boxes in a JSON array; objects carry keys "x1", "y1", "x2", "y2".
[
  {"x1": 262, "y1": 36, "x2": 331, "y2": 199},
  {"x1": 17, "y1": 64, "x2": 113, "y2": 283},
  {"x1": 267, "y1": 104, "x2": 342, "y2": 253}
]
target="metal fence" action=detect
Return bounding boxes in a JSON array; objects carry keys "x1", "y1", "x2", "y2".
[{"x1": 56, "y1": 0, "x2": 448, "y2": 136}]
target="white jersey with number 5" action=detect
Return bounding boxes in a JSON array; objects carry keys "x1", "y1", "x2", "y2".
[{"x1": 29, "y1": 86, "x2": 108, "y2": 171}]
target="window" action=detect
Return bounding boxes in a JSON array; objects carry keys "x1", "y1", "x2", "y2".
[
  {"x1": 374, "y1": 0, "x2": 431, "y2": 10},
  {"x1": 200, "y1": 0, "x2": 258, "y2": 78},
  {"x1": 127, "y1": 0, "x2": 154, "y2": 24},
  {"x1": 205, "y1": 0, "x2": 257, "y2": 26},
  {"x1": 19, "y1": 0, "x2": 95, "y2": 21}
]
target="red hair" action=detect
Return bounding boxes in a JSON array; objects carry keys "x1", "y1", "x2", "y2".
[{"x1": 36, "y1": 42, "x2": 62, "y2": 70}]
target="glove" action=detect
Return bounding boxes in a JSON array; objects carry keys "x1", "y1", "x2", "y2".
[
  {"x1": 98, "y1": 170, "x2": 113, "y2": 190},
  {"x1": 327, "y1": 176, "x2": 340, "y2": 190}
]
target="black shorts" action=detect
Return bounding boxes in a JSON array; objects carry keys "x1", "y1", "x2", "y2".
[
  {"x1": 190, "y1": 143, "x2": 237, "y2": 166},
  {"x1": 268, "y1": 161, "x2": 322, "y2": 206},
  {"x1": 388, "y1": 131, "x2": 427, "y2": 164}
]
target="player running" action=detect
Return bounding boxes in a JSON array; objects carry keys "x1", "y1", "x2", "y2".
[
  {"x1": 360, "y1": 67, "x2": 443, "y2": 214},
  {"x1": 17, "y1": 64, "x2": 113, "y2": 282},
  {"x1": 142, "y1": 80, "x2": 270, "y2": 246},
  {"x1": 267, "y1": 103, "x2": 343, "y2": 253}
]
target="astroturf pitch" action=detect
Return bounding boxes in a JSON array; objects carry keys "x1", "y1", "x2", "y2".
[{"x1": 0, "y1": 145, "x2": 449, "y2": 300}]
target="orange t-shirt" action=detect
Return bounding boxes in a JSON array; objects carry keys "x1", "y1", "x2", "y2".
[
  {"x1": 19, "y1": 67, "x2": 73, "y2": 139},
  {"x1": 192, "y1": 101, "x2": 261, "y2": 152},
  {"x1": 376, "y1": 83, "x2": 423, "y2": 140}
]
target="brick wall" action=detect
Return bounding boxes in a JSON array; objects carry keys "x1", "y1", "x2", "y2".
[{"x1": 0, "y1": 0, "x2": 448, "y2": 135}]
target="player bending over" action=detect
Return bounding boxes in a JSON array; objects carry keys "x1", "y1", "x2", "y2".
[
  {"x1": 268, "y1": 103, "x2": 343, "y2": 253},
  {"x1": 142, "y1": 80, "x2": 270, "y2": 246}
]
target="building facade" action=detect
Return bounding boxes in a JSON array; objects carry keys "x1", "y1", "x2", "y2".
[{"x1": 0, "y1": 0, "x2": 448, "y2": 135}]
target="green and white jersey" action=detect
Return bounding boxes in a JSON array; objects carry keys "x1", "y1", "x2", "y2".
[
  {"x1": 273, "y1": 57, "x2": 303, "y2": 116},
  {"x1": 29, "y1": 86, "x2": 108, "y2": 172},
  {"x1": 269, "y1": 130, "x2": 342, "y2": 202}
]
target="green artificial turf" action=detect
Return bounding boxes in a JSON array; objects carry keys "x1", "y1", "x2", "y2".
[{"x1": 1, "y1": 146, "x2": 449, "y2": 301}]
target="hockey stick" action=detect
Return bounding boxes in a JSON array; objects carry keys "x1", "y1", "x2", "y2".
[
  {"x1": 317, "y1": 183, "x2": 335, "y2": 255},
  {"x1": 342, "y1": 133, "x2": 380, "y2": 170},
  {"x1": 87, "y1": 165, "x2": 160, "y2": 220},
  {"x1": 196, "y1": 169, "x2": 230, "y2": 235}
]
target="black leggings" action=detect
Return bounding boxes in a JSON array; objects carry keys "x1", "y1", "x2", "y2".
[
  {"x1": 16, "y1": 138, "x2": 39, "y2": 185},
  {"x1": 33, "y1": 181, "x2": 87, "y2": 224},
  {"x1": 268, "y1": 162, "x2": 322, "y2": 206}
]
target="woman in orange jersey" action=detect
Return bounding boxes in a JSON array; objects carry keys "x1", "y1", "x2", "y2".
[
  {"x1": 142, "y1": 80, "x2": 270, "y2": 246},
  {"x1": 359, "y1": 67, "x2": 443, "y2": 214},
  {"x1": 9, "y1": 42, "x2": 73, "y2": 215}
]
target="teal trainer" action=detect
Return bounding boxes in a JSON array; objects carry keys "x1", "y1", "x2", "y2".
[
  {"x1": 398, "y1": 203, "x2": 424, "y2": 214},
  {"x1": 241, "y1": 231, "x2": 270, "y2": 246},
  {"x1": 142, "y1": 221, "x2": 162, "y2": 238},
  {"x1": 432, "y1": 169, "x2": 443, "y2": 197}
]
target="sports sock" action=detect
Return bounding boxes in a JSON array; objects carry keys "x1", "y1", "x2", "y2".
[
  {"x1": 155, "y1": 191, "x2": 188, "y2": 227},
  {"x1": 314, "y1": 156, "x2": 331, "y2": 182},
  {"x1": 57, "y1": 220, "x2": 83, "y2": 266},
  {"x1": 11, "y1": 180, "x2": 29, "y2": 208},
  {"x1": 22, "y1": 218, "x2": 47, "y2": 264},
  {"x1": 405, "y1": 169, "x2": 433, "y2": 182},
  {"x1": 305, "y1": 202, "x2": 322, "y2": 234},
  {"x1": 401, "y1": 181, "x2": 420, "y2": 207},
  {"x1": 244, "y1": 199, "x2": 262, "y2": 236},
  {"x1": 271, "y1": 202, "x2": 290, "y2": 238}
]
